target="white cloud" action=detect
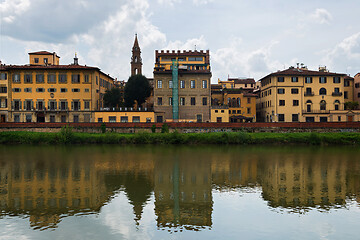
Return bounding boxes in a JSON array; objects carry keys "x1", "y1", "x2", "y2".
[
  {"x1": 212, "y1": 38, "x2": 282, "y2": 81},
  {"x1": 311, "y1": 8, "x2": 333, "y2": 24},
  {"x1": 0, "y1": 0, "x2": 30, "y2": 23},
  {"x1": 157, "y1": 0, "x2": 181, "y2": 6},
  {"x1": 193, "y1": 0, "x2": 213, "y2": 5},
  {"x1": 322, "y1": 32, "x2": 360, "y2": 74},
  {"x1": 164, "y1": 35, "x2": 207, "y2": 50}
]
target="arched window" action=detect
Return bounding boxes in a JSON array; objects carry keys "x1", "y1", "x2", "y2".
[
  {"x1": 135, "y1": 68, "x2": 138, "y2": 75},
  {"x1": 306, "y1": 100, "x2": 312, "y2": 112},
  {"x1": 237, "y1": 98, "x2": 241, "y2": 107},
  {"x1": 135, "y1": 56, "x2": 138, "y2": 63},
  {"x1": 319, "y1": 88, "x2": 327, "y2": 95},
  {"x1": 228, "y1": 98, "x2": 231, "y2": 106},
  {"x1": 320, "y1": 100, "x2": 326, "y2": 110},
  {"x1": 334, "y1": 100, "x2": 340, "y2": 110},
  {"x1": 232, "y1": 98, "x2": 236, "y2": 107}
]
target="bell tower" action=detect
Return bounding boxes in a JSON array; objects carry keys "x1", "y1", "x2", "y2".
[{"x1": 131, "y1": 34, "x2": 142, "y2": 75}]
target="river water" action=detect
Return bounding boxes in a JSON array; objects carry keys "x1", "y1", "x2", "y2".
[{"x1": 0, "y1": 145, "x2": 359, "y2": 240}]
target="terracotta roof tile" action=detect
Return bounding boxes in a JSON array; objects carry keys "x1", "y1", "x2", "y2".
[{"x1": 259, "y1": 68, "x2": 347, "y2": 81}]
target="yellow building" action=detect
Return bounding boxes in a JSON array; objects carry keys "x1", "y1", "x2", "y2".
[
  {"x1": 211, "y1": 81, "x2": 257, "y2": 122},
  {"x1": 4, "y1": 51, "x2": 114, "y2": 122},
  {"x1": 218, "y1": 78, "x2": 256, "y2": 90},
  {"x1": 258, "y1": 66, "x2": 357, "y2": 122},
  {"x1": 211, "y1": 106, "x2": 229, "y2": 123},
  {"x1": 94, "y1": 111, "x2": 155, "y2": 123},
  {"x1": 0, "y1": 64, "x2": 9, "y2": 122}
]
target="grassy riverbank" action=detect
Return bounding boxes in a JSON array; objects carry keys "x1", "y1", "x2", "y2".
[{"x1": 0, "y1": 128, "x2": 360, "y2": 145}]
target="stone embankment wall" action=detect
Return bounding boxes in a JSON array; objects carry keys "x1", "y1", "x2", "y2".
[{"x1": 0, "y1": 122, "x2": 359, "y2": 133}]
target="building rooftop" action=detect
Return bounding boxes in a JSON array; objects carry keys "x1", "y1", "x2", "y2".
[
  {"x1": 259, "y1": 67, "x2": 347, "y2": 81},
  {"x1": 28, "y1": 51, "x2": 60, "y2": 57}
]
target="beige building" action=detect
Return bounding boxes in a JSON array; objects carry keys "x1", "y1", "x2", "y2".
[
  {"x1": 257, "y1": 66, "x2": 356, "y2": 122},
  {"x1": 354, "y1": 73, "x2": 360, "y2": 104},
  {"x1": 0, "y1": 64, "x2": 9, "y2": 122},
  {"x1": 3, "y1": 51, "x2": 114, "y2": 123},
  {"x1": 153, "y1": 50, "x2": 211, "y2": 123}
]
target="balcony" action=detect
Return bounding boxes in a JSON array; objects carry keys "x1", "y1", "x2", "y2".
[
  {"x1": 302, "y1": 110, "x2": 330, "y2": 114},
  {"x1": 332, "y1": 92, "x2": 343, "y2": 96},
  {"x1": 304, "y1": 91, "x2": 314, "y2": 96}
]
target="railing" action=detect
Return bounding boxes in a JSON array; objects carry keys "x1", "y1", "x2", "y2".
[
  {"x1": 332, "y1": 92, "x2": 343, "y2": 96},
  {"x1": 304, "y1": 92, "x2": 314, "y2": 96},
  {"x1": 302, "y1": 110, "x2": 330, "y2": 114}
]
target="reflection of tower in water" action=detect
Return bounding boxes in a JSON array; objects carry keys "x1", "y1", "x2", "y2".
[{"x1": 154, "y1": 155, "x2": 213, "y2": 231}]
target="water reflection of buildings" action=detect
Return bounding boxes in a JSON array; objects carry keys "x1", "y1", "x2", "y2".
[
  {"x1": 154, "y1": 156, "x2": 212, "y2": 231},
  {"x1": 0, "y1": 147, "x2": 359, "y2": 231}
]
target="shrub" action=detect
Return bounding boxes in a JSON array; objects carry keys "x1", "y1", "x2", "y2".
[
  {"x1": 151, "y1": 124, "x2": 156, "y2": 133},
  {"x1": 58, "y1": 125, "x2": 74, "y2": 144},
  {"x1": 100, "y1": 123, "x2": 106, "y2": 133},
  {"x1": 161, "y1": 123, "x2": 169, "y2": 133}
]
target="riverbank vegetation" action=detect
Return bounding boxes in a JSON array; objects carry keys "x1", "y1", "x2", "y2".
[{"x1": 0, "y1": 127, "x2": 360, "y2": 145}]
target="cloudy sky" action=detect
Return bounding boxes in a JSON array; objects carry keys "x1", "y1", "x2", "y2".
[{"x1": 1, "y1": 0, "x2": 360, "y2": 83}]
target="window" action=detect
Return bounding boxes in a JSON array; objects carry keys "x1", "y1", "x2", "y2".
[
  {"x1": 333, "y1": 77, "x2": 340, "y2": 83},
  {"x1": 72, "y1": 74, "x2": 80, "y2": 83},
  {"x1": 278, "y1": 114, "x2": 285, "y2": 122},
  {"x1": 247, "y1": 98, "x2": 251, "y2": 104},
  {"x1": 47, "y1": 74, "x2": 56, "y2": 83},
  {"x1": 344, "y1": 91, "x2": 348, "y2": 99},
  {"x1": 278, "y1": 88, "x2": 285, "y2": 94},
  {"x1": 196, "y1": 114, "x2": 202, "y2": 123},
  {"x1": 221, "y1": 110, "x2": 224, "y2": 113},
  {"x1": 49, "y1": 101, "x2": 57, "y2": 110},
  {"x1": 320, "y1": 117, "x2": 328, "y2": 122},
  {"x1": 247, "y1": 108, "x2": 251, "y2": 114},
  {"x1": 293, "y1": 100, "x2": 299, "y2": 106},
  {"x1": 84, "y1": 75, "x2": 90, "y2": 83},
  {"x1": 320, "y1": 100, "x2": 326, "y2": 110},
  {"x1": 344, "y1": 80, "x2": 350, "y2": 87},
  {"x1": 60, "y1": 101, "x2": 68, "y2": 110},
  {"x1": 36, "y1": 74, "x2": 44, "y2": 83},
  {"x1": 334, "y1": 87, "x2": 340, "y2": 93},
  {"x1": 59, "y1": 74, "x2": 67, "y2": 83},
  {"x1": 157, "y1": 80, "x2": 162, "y2": 88},
  {"x1": 319, "y1": 88, "x2": 327, "y2": 95},
  {"x1": 319, "y1": 77, "x2": 327, "y2": 83},
  {"x1": 25, "y1": 100, "x2": 32, "y2": 111},
  {"x1": 13, "y1": 88, "x2": 21, "y2": 92},
  {"x1": 157, "y1": 97, "x2": 162, "y2": 105},
  {"x1": 132, "y1": 116, "x2": 140, "y2": 123},
  {"x1": 291, "y1": 77, "x2": 298, "y2": 82},
  {"x1": 191, "y1": 97, "x2": 196, "y2": 105},
  {"x1": 215, "y1": 110, "x2": 218, "y2": 113},
  {"x1": 50, "y1": 115, "x2": 56, "y2": 123},
  {"x1": 37, "y1": 101, "x2": 45, "y2": 110},
  {"x1": 72, "y1": 88, "x2": 80, "y2": 92},
  {"x1": 48, "y1": 88, "x2": 56, "y2": 93},
  {"x1": 26, "y1": 114, "x2": 32, "y2": 123},
  {"x1": 14, "y1": 114, "x2": 20, "y2": 122},
  {"x1": 24, "y1": 74, "x2": 32, "y2": 83},
  {"x1": 279, "y1": 100, "x2": 285, "y2": 106},
  {"x1": 44, "y1": 58, "x2": 48, "y2": 64},
  {"x1": 34, "y1": 58, "x2": 39, "y2": 63},
  {"x1": 0, "y1": 73, "x2": 7, "y2": 80},
  {"x1": 169, "y1": 97, "x2": 173, "y2": 106},
  {"x1": 291, "y1": 88, "x2": 299, "y2": 94},
  {"x1": 305, "y1": 87, "x2": 313, "y2": 95},
  {"x1": 189, "y1": 57, "x2": 203, "y2": 61},
  {"x1": 277, "y1": 77, "x2": 284, "y2": 82},
  {"x1": 338, "y1": 116, "x2": 341, "y2": 121},
  {"x1": 202, "y1": 97, "x2": 207, "y2": 106},
  {"x1": 84, "y1": 101, "x2": 90, "y2": 110},
  {"x1": 72, "y1": 100, "x2": 80, "y2": 111},
  {"x1": 109, "y1": 116, "x2": 116, "y2": 123},
  {"x1": 305, "y1": 77, "x2": 312, "y2": 83},
  {"x1": 202, "y1": 80, "x2": 207, "y2": 88},
  {"x1": 292, "y1": 114, "x2": 299, "y2": 122},
  {"x1": 60, "y1": 88, "x2": 67, "y2": 93},
  {"x1": 13, "y1": 100, "x2": 21, "y2": 110},
  {"x1": 36, "y1": 88, "x2": 45, "y2": 92},
  {"x1": 180, "y1": 80, "x2": 185, "y2": 88},
  {"x1": 190, "y1": 80, "x2": 195, "y2": 89},
  {"x1": 180, "y1": 97, "x2": 185, "y2": 106},
  {"x1": 0, "y1": 87, "x2": 7, "y2": 93},
  {"x1": 13, "y1": 74, "x2": 20, "y2": 83},
  {"x1": 169, "y1": 80, "x2": 173, "y2": 89},
  {"x1": 120, "y1": 116, "x2": 128, "y2": 123}
]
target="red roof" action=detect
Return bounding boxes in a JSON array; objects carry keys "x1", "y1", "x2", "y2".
[
  {"x1": 259, "y1": 67, "x2": 347, "y2": 81},
  {"x1": 231, "y1": 78, "x2": 255, "y2": 84},
  {"x1": 29, "y1": 51, "x2": 54, "y2": 55}
]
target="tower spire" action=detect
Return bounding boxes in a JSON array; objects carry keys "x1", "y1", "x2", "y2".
[{"x1": 131, "y1": 34, "x2": 142, "y2": 75}]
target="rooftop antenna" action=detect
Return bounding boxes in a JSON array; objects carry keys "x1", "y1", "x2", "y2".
[{"x1": 195, "y1": 45, "x2": 197, "y2": 51}]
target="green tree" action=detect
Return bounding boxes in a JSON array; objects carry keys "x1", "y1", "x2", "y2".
[
  {"x1": 124, "y1": 74, "x2": 151, "y2": 107},
  {"x1": 344, "y1": 101, "x2": 359, "y2": 110},
  {"x1": 103, "y1": 88, "x2": 123, "y2": 108}
]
